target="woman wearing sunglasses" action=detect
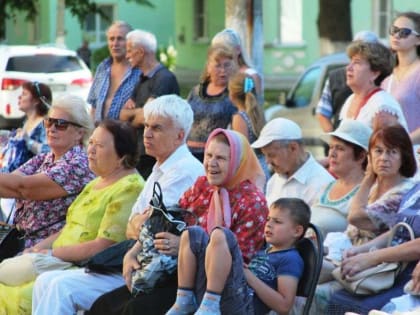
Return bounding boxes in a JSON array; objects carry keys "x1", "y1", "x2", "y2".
[
  {"x1": 0, "y1": 120, "x2": 144, "y2": 315},
  {"x1": 338, "y1": 40, "x2": 408, "y2": 131},
  {"x1": 381, "y1": 12, "x2": 420, "y2": 145},
  {"x1": 0, "y1": 94, "x2": 95, "y2": 249}
]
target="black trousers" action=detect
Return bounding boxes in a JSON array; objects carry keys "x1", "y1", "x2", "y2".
[{"x1": 87, "y1": 275, "x2": 177, "y2": 315}]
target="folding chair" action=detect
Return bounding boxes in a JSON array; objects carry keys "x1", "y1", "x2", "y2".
[{"x1": 295, "y1": 223, "x2": 324, "y2": 315}]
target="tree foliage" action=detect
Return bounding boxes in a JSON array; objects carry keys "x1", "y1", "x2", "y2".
[{"x1": 0, "y1": 0, "x2": 154, "y2": 38}]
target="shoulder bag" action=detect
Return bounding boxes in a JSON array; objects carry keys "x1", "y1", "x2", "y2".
[
  {"x1": 0, "y1": 213, "x2": 66, "y2": 263},
  {"x1": 332, "y1": 221, "x2": 415, "y2": 296}
]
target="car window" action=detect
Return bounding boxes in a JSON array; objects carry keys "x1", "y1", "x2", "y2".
[
  {"x1": 289, "y1": 66, "x2": 321, "y2": 108},
  {"x1": 6, "y1": 55, "x2": 83, "y2": 73}
]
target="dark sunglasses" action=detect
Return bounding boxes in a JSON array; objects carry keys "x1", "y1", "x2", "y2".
[
  {"x1": 389, "y1": 25, "x2": 420, "y2": 38},
  {"x1": 33, "y1": 81, "x2": 51, "y2": 108},
  {"x1": 43, "y1": 117, "x2": 82, "y2": 131}
]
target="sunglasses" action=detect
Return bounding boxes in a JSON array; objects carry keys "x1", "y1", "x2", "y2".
[
  {"x1": 43, "y1": 117, "x2": 82, "y2": 131},
  {"x1": 33, "y1": 81, "x2": 51, "y2": 108},
  {"x1": 389, "y1": 25, "x2": 420, "y2": 38}
]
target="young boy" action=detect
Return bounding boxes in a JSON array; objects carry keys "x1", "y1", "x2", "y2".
[{"x1": 166, "y1": 197, "x2": 311, "y2": 315}]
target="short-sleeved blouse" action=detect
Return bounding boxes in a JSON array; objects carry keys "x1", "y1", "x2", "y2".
[
  {"x1": 179, "y1": 176, "x2": 268, "y2": 262},
  {"x1": 53, "y1": 173, "x2": 144, "y2": 248},
  {"x1": 187, "y1": 82, "x2": 237, "y2": 154},
  {"x1": 366, "y1": 178, "x2": 417, "y2": 232},
  {"x1": 339, "y1": 90, "x2": 408, "y2": 130},
  {"x1": 13, "y1": 145, "x2": 95, "y2": 247},
  {"x1": 381, "y1": 64, "x2": 420, "y2": 133},
  {"x1": 311, "y1": 181, "x2": 360, "y2": 236}
]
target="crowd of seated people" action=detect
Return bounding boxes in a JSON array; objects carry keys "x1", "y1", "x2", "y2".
[{"x1": 0, "y1": 12, "x2": 420, "y2": 315}]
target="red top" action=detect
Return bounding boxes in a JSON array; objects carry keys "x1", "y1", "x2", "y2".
[{"x1": 179, "y1": 176, "x2": 268, "y2": 263}]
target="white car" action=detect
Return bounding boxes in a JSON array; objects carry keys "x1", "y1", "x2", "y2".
[{"x1": 0, "y1": 45, "x2": 92, "y2": 129}]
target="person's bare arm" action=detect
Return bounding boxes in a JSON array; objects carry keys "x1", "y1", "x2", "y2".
[
  {"x1": 90, "y1": 107, "x2": 96, "y2": 122},
  {"x1": 231, "y1": 114, "x2": 249, "y2": 138},
  {"x1": 348, "y1": 162, "x2": 377, "y2": 230},
  {"x1": 245, "y1": 269, "x2": 298, "y2": 315},
  {"x1": 410, "y1": 128, "x2": 420, "y2": 145},
  {"x1": 126, "y1": 210, "x2": 150, "y2": 239},
  {"x1": 317, "y1": 114, "x2": 334, "y2": 132},
  {"x1": 372, "y1": 111, "x2": 399, "y2": 131},
  {"x1": 0, "y1": 171, "x2": 68, "y2": 200},
  {"x1": 50, "y1": 237, "x2": 116, "y2": 262}
]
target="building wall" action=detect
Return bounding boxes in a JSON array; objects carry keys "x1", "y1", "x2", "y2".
[
  {"x1": 4, "y1": 0, "x2": 176, "y2": 52},
  {"x1": 173, "y1": 0, "x2": 420, "y2": 89}
]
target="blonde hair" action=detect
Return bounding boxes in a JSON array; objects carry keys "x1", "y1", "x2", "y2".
[
  {"x1": 229, "y1": 72, "x2": 265, "y2": 136},
  {"x1": 50, "y1": 94, "x2": 94, "y2": 147},
  {"x1": 211, "y1": 28, "x2": 254, "y2": 68},
  {"x1": 200, "y1": 44, "x2": 237, "y2": 83}
]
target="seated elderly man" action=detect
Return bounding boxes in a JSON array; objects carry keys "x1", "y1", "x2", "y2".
[
  {"x1": 251, "y1": 117, "x2": 334, "y2": 206},
  {"x1": 32, "y1": 94, "x2": 204, "y2": 315}
]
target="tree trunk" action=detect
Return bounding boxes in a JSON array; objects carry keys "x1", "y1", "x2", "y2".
[
  {"x1": 56, "y1": 0, "x2": 66, "y2": 46},
  {"x1": 225, "y1": 0, "x2": 264, "y2": 92},
  {"x1": 317, "y1": 0, "x2": 352, "y2": 55}
]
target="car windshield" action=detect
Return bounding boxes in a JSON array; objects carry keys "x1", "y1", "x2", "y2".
[
  {"x1": 290, "y1": 66, "x2": 321, "y2": 107},
  {"x1": 6, "y1": 55, "x2": 83, "y2": 73}
]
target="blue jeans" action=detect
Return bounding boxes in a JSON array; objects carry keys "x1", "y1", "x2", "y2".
[{"x1": 188, "y1": 226, "x2": 254, "y2": 315}]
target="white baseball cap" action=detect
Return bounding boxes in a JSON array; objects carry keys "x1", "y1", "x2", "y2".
[
  {"x1": 321, "y1": 119, "x2": 372, "y2": 151},
  {"x1": 251, "y1": 118, "x2": 302, "y2": 149}
]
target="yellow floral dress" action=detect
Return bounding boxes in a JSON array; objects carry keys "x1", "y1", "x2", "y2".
[{"x1": 0, "y1": 173, "x2": 144, "y2": 315}]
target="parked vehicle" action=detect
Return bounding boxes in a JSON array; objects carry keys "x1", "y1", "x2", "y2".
[
  {"x1": 265, "y1": 52, "x2": 349, "y2": 158},
  {"x1": 0, "y1": 45, "x2": 92, "y2": 129}
]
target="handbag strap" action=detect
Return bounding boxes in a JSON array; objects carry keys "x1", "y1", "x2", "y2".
[
  {"x1": 3, "y1": 202, "x2": 15, "y2": 225},
  {"x1": 23, "y1": 215, "x2": 66, "y2": 237},
  {"x1": 150, "y1": 182, "x2": 166, "y2": 212},
  {"x1": 387, "y1": 221, "x2": 415, "y2": 247}
]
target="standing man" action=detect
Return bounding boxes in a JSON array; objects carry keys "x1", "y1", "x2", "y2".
[
  {"x1": 251, "y1": 118, "x2": 334, "y2": 206},
  {"x1": 88, "y1": 21, "x2": 141, "y2": 124},
  {"x1": 120, "y1": 29, "x2": 180, "y2": 179}
]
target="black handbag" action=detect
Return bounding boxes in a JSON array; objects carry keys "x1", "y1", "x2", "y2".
[
  {"x1": 0, "y1": 211, "x2": 65, "y2": 263},
  {"x1": 84, "y1": 239, "x2": 137, "y2": 274},
  {"x1": 146, "y1": 182, "x2": 196, "y2": 236},
  {"x1": 0, "y1": 223, "x2": 25, "y2": 262}
]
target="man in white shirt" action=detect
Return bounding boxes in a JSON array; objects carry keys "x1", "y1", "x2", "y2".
[
  {"x1": 32, "y1": 95, "x2": 204, "y2": 315},
  {"x1": 252, "y1": 117, "x2": 334, "y2": 206}
]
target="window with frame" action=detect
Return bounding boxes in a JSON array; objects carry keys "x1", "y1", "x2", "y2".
[
  {"x1": 278, "y1": 0, "x2": 303, "y2": 45},
  {"x1": 84, "y1": 4, "x2": 115, "y2": 47},
  {"x1": 372, "y1": 0, "x2": 393, "y2": 39},
  {"x1": 194, "y1": 0, "x2": 208, "y2": 41}
]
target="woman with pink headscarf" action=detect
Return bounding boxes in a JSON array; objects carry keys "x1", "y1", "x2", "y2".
[{"x1": 87, "y1": 128, "x2": 267, "y2": 315}]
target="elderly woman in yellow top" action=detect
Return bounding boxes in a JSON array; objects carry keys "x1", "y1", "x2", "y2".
[{"x1": 0, "y1": 119, "x2": 144, "y2": 314}]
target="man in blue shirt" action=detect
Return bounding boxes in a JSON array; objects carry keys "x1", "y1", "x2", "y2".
[{"x1": 88, "y1": 21, "x2": 140, "y2": 124}]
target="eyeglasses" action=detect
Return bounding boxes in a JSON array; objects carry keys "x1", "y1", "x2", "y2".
[
  {"x1": 212, "y1": 61, "x2": 234, "y2": 71},
  {"x1": 389, "y1": 25, "x2": 420, "y2": 38},
  {"x1": 43, "y1": 117, "x2": 82, "y2": 131},
  {"x1": 33, "y1": 81, "x2": 51, "y2": 109}
]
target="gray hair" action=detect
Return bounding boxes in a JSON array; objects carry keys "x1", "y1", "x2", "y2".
[
  {"x1": 211, "y1": 28, "x2": 254, "y2": 68},
  {"x1": 143, "y1": 95, "x2": 193, "y2": 142},
  {"x1": 49, "y1": 94, "x2": 94, "y2": 147},
  {"x1": 126, "y1": 29, "x2": 157, "y2": 53},
  {"x1": 106, "y1": 21, "x2": 133, "y2": 36}
]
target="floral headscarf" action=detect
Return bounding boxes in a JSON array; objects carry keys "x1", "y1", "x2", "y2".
[{"x1": 205, "y1": 128, "x2": 265, "y2": 232}]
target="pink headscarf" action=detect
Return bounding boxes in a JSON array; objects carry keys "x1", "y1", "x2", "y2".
[{"x1": 205, "y1": 128, "x2": 265, "y2": 232}]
